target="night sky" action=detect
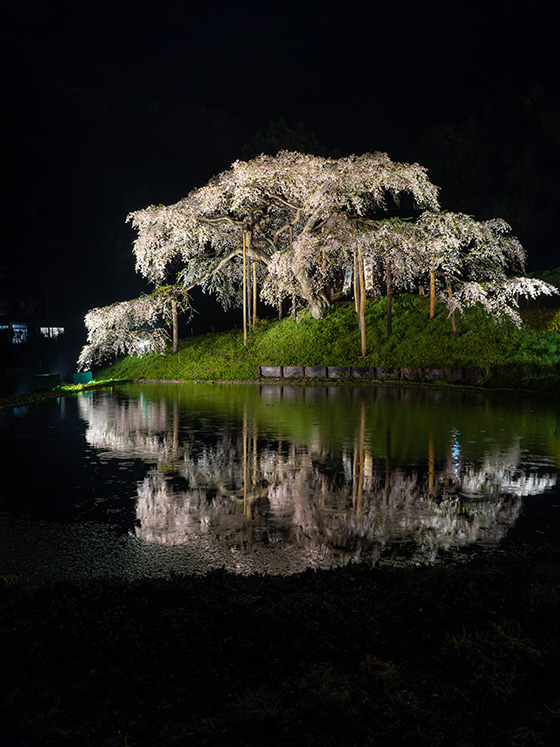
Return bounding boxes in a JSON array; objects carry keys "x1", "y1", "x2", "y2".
[{"x1": 4, "y1": 0, "x2": 559, "y2": 335}]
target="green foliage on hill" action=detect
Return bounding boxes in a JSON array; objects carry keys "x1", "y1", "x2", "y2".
[{"x1": 99, "y1": 294, "x2": 560, "y2": 392}]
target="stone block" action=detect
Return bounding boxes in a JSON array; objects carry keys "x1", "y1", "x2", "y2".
[
  {"x1": 400, "y1": 367, "x2": 421, "y2": 381},
  {"x1": 465, "y1": 367, "x2": 487, "y2": 383},
  {"x1": 351, "y1": 367, "x2": 373, "y2": 379},
  {"x1": 305, "y1": 366, "x2": 328, "y2": 378},
  {"x1": 444, "y1": 368, "x2": 464, "y2": 383},
  {"x1": 327, "y1": 366, "x2": 350, "y2": 379},
  {"x1": 375, "y1": 367, "x2": 398, "y2": 380},
  {"x1": 259, "y1": 366, "x2": 283, "y2": 378},
  {"x1": 423, "y1": 368, "x2": 445, "y2": 382},
  {"x1": 283, "y1": 365, "x2": 304, "y2": 378}
]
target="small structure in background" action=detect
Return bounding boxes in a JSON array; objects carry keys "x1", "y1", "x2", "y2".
[
  {"x1": 72, "y1": 371, "x2": 93, "y2": 385},
  {"x1": 40, "y1": 326, "x2": 65, "y2": 339}
]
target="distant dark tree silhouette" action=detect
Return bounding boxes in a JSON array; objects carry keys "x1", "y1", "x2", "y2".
[
  {"x1": 419, "y1": 86, "x2": 560, "y2": 267},
  {"x1": 241, "y1": 118, "x2": 332, "y2": 160}
]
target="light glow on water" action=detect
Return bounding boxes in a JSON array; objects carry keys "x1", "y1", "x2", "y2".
[{"x1": 0, "y1": 383, "x2": 558, "y2": 579}]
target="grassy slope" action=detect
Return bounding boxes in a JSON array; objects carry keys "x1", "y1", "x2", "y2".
[{"x1": 100, "y1": 294, "x2": 560, "y2": 391}]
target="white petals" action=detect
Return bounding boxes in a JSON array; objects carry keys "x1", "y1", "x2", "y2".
[{"x1": 81, "y1": 152, "x2": 556, "y2": 369}]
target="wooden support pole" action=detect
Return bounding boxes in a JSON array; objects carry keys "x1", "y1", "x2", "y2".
[
  {"x1": 171, "y1": 297, "x2": 179, "y2": 355},
  {"x1": 358, "y1": 244, "x2": 367, "y2": 356},
  {"x1": 386, "y1": 258, "x2": 392, "y2": 339},
  {"x1": 252, "y1": 260, "x2": 257, "y2": 329},
  {"x1": 429, "y1": 267, "x2": 436, "y2": 319},
  {"x1": 353, "y1": 248, "x2": 359, "y2": 314},
  {"x1": 242, "y1": 231, "x2": 247, "y2": 347},
  {"x1": 447, "y1": 279, "x2": 457, "y2": 334}
]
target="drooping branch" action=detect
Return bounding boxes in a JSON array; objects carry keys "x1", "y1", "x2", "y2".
[
  {"x1": 444, "y1": 277, "x2": 558, "y2": 327},
  {"x1": 77, "y1": 285, "x2": 192, "y2": 370}
]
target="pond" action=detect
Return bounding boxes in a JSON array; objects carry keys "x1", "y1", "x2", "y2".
[{"x1": 1, "y1": 382, "x2": 558, "y2": 579}]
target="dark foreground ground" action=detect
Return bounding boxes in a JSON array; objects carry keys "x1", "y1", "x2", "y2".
[{"x1": 1, "y1": 540, "x2": 559, "y2": 746}]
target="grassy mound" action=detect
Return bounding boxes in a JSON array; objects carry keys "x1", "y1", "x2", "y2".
[{"x1": 99, "y1": 294, "x2": 560, "y2": 391}]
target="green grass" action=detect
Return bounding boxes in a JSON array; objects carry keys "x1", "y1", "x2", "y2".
[{"x1": 98, "y1": 294, "x2": 560, "y2": 392}]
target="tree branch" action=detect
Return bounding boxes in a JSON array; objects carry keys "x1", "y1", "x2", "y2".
[
  {"x1": 273, "y1": 208, "x2": 302, "y2": 245},
  {"x1": 181, "y1": 244, "x2": 271, "y2": 291},
  {"x1": 196, "y1": 215, "x2": 244, "y2": 228}
]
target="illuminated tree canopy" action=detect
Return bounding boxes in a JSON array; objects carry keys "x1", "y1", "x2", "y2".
[
  {"x1": 78, "y1": 150, "x2": 556, "y2": 368},
  {"x1": 127, "y1": 150, "x2": 440, "y2": 319}
]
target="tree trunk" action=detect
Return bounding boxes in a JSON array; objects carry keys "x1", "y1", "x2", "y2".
[
  {"x1": 172, "y1": 297, "x2": 179, "y2": 355},
  {"x1": 292, "y1": 264, "x2": 329, "y2": 319},
  {"x1": 386, "y1": 259, "x2": 392, "y2": 339}
]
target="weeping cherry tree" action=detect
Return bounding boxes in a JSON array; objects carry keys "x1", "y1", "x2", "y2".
[
  {"x1": 78, "y1": 151, "x2": 556, "y2": 367},
  {"x1": 127, "y1": 151, "x2": 440, "y2": 322}
]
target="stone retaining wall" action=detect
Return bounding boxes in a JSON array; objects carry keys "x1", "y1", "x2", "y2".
[{"x1": 258, "y1": 365, "x2": 488, "y2": 385}]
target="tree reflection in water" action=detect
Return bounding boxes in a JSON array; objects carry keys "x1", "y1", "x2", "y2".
[{"x1": 78, "y1": 383, "x2": 558, "y2": 570}]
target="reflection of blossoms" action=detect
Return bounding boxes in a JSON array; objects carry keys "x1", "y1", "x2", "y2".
[
  {"x1": 78, "y1": 387, "x2": 558, "y2": 570},
  {"x1": 136, "y1": 472, "x2": 239, "y2": 544},
  {"x1": 78, "y1": 392, "x2": 172, "y2": 461},
  {"x1": 458, "y1": 443, "x2": 557, "y2": 497},
  {"x1": 132, "y1": 439, "x2": 530, "y2": 566}
]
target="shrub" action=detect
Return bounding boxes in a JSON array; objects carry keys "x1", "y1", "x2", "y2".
[{"x1": 547, "y1": 309, "x2": 560, "y2": 333}]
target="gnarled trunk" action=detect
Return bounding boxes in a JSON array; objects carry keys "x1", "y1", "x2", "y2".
[{"x1": 292, "y1": 265, "x2": 330, "y2": 319}]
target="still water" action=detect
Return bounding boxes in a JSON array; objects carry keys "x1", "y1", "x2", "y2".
[{"x1": 1, "y1": 383, "x2": 558, "y2": 579}]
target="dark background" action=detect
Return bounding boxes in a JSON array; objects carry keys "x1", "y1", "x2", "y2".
[{"x1": 3, "y1": 0, "x2": 559, "y2": 344}]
